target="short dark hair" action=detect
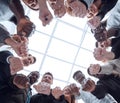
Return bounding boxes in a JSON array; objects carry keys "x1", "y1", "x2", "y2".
[
  {"x1": 43, "y1": 72, "x2": 53, "y2": 79},
  {"x1": 28, "y1": 54, "x2": 36, "y2": 64},
  {"x1": 73, "y1": 70, "x2": 82, "y2": 79}
]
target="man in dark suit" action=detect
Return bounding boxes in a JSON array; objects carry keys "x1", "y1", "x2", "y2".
[{"x1": 0, "y1": 50, "x2": 39, "y2": 103}]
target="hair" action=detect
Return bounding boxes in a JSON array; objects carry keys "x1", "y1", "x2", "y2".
[
  {"x1": 73, "y1": 70, "x2": 82, "y2": 79},
  {"x1": 43, "y1": 72, "x2": 53, "y2": 79}
]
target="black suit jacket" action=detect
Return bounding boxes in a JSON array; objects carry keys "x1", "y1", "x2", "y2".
[{"x1": 0, "y1": 50, "x2": 13, "y2": 93}]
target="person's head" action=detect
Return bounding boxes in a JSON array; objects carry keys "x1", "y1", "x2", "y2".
[
  {"x1": 21, "y1": 54, "x2": 36, "y2": 66},
  {"x1": 87, "y1": 66, "x2": 104, "y2": 79},
  {"x1": 95, "y1": 39, "x2": 111, "y2": 48},
  {"x1": 73, "y1": 70, "x2": 86, "y2": 84},
  {"x1": 27, "y1": 71, "x2": 40, "y2": 85},
  {"x1": 22, "y1": 0, "x2": 39, "y2": 11},
  {"x1": 41, "y1": 72, "x2": 53, "y2": 85}
]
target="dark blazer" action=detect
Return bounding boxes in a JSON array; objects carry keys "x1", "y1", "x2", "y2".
[
  {"x1": 91, "y1": 74, "x2": 120, "y2": 103},
  {"x1": 0, "y1": 50, "x2": 27, "y2": 103}
]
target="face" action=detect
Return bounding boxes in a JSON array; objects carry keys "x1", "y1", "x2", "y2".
[
  {"x1": 22, "y1": 0, "x2": 39, "y2": 10},
  {"x1": 41, "y1": 74, "x2": 53, "y2": 85},
  {"x1": 73, "y1": 71, "x2": 85, "y2": 84},
  {"x1": 28, "y1": 71, "x2": 40, "y2": 84},
  {"x1": 63, "y1": 86, "x2": 71, "y2": 95},
  {"x1": 22, "y1": 55, "x2": 35, "y2": 66}
]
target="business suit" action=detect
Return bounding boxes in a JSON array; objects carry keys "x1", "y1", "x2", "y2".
[{"x1": 0, "y1": 50, "x2": 27, "y2": 103}]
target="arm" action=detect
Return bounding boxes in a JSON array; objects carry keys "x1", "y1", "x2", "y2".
[
  {"x1": 80, "y1": 90, "x2": 103, "y2": 103},
  {"x1": 8, "y1": 0, "x2": 25, "y2": 21},
  {"x1": 0, "y1": 51, "x2": 13, "y2": 64},
  {"x1": 0, "y1": 24, "x2": 11, "y2": 44},
  {"x1": 38, "y1": 0, "x2": 53, "y2": 26},
  {"x1": 9, "y1": 0, "x2": 34, "y2": 37},
  {"x1": 93, "y1": 47, "x2": 115, "y2": 61},
  {"x1": 97, "y1": 0, "x2": 118, "y2": 20},
  {"x1": 111, "y1": 37, "x2": 120, "y2": 59},
  {"x1": 91, "y1": 82, "x2": 107, "y2": 99},
  {"x1": 88, "y1": 63, "x2": 115, "y2": 75},
  {"x1": 99, "y1": 63, "x2": 117, "y2": 75}
]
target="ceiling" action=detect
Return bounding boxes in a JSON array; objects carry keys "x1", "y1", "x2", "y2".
[{"x1": 0, "y1": 3, "x2": 104, "y2": 103}]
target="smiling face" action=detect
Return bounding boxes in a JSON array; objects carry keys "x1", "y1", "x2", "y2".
[
  {"x1": 28, "y1": 71, "x2": 40, "y2": 85},
  {"x1": 41, "y1": 73, "x2": 53, "y2": 85},
  {"x1": 22, "y1": 54, "x2": 36, "y2": 66},
  {"x1": 22, "y1": 0, "x2": 39, "y2": 10}
]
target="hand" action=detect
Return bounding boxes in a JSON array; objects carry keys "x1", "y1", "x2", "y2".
[
  {"x1": 48, "y1": 0, "x2": 66, "y2": 18},
  {"x1": 17, "y1": 18, "x2": 35, "y2": 37},
  {"x1": 12, "y1": 34, "x2": 29, "y2": 57},
  {"x1": 68, "y1": 0, "x2": 87, "y2": 18},
  {"x1": 12, "y1": 34, "x2": 29, "y2": 44},
  {"x1": 9, "y1": 57, "x2": 24, "y2": 74},
  {"x1": 88, "y1": 64, "x2": 101, "y2": 75},
  {"x1": 87, "y1": 16, "x2": 101, "y2": 29},
  {"x1": 63, "y1": 83, "x2": 80, "y2": 96},
  {"x1": 52, "y1": 87, "x2": 63, "y2": 99},
  {"x1": 82, "y1": 79, "x2": 95, "y2": 92},
  {"x1": 13, "y1": 74, "x2": 30, "y2": 89},
  {"x1": 93, "y1": 48, "x2": 108, "y2": 61},
  {"x1": 33, "y1": 82, "x2": 51, "y2": 95},
  {"x1": 11, "y1": 41, "x2": 28, "y2": 57},
  {"x1": 39, "y1": 7, "x2": 53, "y2": 26}
]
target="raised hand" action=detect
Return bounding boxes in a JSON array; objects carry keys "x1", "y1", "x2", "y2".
[
  {"x1": 38, "y1": 0, "x2": 53, "y2": 26},
  {"x1": 88, "y1": 64, "x2": 101, "y2": 75},
  {"x1": 93, "y1": 48, "x2": 107, "y2": 61},
  {"x1": 13, "y1": 74, "x2": 30, "y2": 89},
  {"x1": 9, "y1": 57, "x2": 24, "y2": 74},
  {"x1": 39, "y1": 8, "x2": 53, "y2": 26},
  {"x1": 52, "y1": 86, "x2": 63, "y2": 99},
  {"x1": 82, "y1": 79, "x2": 96, "y2": 92},
  {"x1": 87, "y1": 16, "x2": 101, "y2": 29},
  {"x1": 48, "y1": 0, "x2": 66, "y2": 18},
  {"x1": 11, "y1": 34, "x2": 29, "y2": 57},
  {"x1": 67, "y1": 0, "x2": 87, "y2": 18},
  {"x1": 33, "y1": 82, "x2": 51, "y2": 95}
]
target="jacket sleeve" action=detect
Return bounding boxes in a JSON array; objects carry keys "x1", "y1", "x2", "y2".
[
  {"x1": 111, "y1": 37, "x2": 120, "y2": 59},
  {"x1": 0, "y1": 24, "x2": 11, "y2": 44},
  {"x1": 8, "y1": 0, "x2": 25, "y2": 21},
  {"x1": 97, "y1": 0, "x2": 118, "y2": 20},
  {"x1": 98, "y1": 62, "x2": 115, "y2": 75},
  {"x1": 91, "y1": 81, "x2": 107, "y2": 99},
  {"x1": 53, "y1": 95, "x2": 68, "y2": 103},
  {"x1": 0, "y1": 50, "x2": 13, "y2": 64}
]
